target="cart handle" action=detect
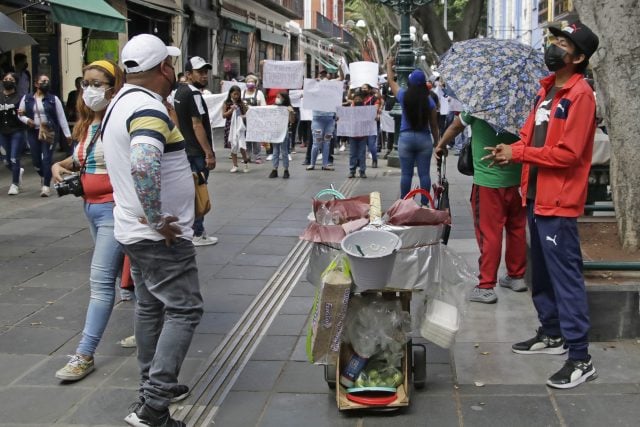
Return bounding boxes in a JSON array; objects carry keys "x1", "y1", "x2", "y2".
[
  {"x1": 315, "y1": 188, "x2": 345, "y2": 200},
  {"x1": 403, "y1": 188, "x2": 436, "y2": 209}
]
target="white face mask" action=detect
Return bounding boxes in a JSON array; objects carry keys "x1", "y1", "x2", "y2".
[{"x1": 82, "y1": 86, "x2": 110, "y2": 112}]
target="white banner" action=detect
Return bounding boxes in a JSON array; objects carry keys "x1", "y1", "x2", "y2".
[
  {"x1": 263, "y1": 60, "x2": 305, "y2": 89},
  {"x1": 245, "y1": 106, "x2": 290, "y2": 143},
  {"x1": 289, "y1": 89, "x2": 303, "y2": 108},
  {"x1": 202, "y1": 93, "x2": 227, "y2": 129},
  {"x1": 221, "y1": 80, "x2": 246, "y2": 95},
  {"x1": 300, "y1": 99, "x2": 313, "y2": 121},
  {"x1": 302, "y1": 78, "x2": 343, "y2": 113},
  {"x1": 349, "y1": 61, "x2": 379, "y2": 89},
  {"x1": 336, "y1": 106, "x2": 378, "y2": 137},
  {"x1": 380, "y1": 110, "x2": 395, "y2": 133}
]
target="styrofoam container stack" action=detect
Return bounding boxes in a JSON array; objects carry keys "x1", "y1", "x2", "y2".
[{"x1": 420, "y1": 299, "x2": 459, "y2": 349}]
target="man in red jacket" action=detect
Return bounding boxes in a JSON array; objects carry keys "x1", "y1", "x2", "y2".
[{"x1": 485, "y1": 21, "x2": 599, "y2": 389}]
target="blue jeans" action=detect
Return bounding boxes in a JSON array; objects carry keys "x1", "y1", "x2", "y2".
[
  {"x1": 311, "y1": 115, "x2": 335, "y2": 168},
  {"x1": 272, "y1": 135, "x2": 290, "y2": 169},
  {"x1": 76, "y1": 201, "x2": 124, "y2": 357},
  {"x1": 367, "y1": 134, "x2": 378, "y2": 162},
  {"x1": 124, "y1": 238, "x2": 203, "y2": 411},
  {"x1": 188, "y1": 155, "x2": 208, "y2": 237},
  {"x1": 349, "y1": 137, "x2": 367, "y2": 173},
  {"x1": 0, "y1": 131, "x2": 25, "y2": 184},
  {"x1": 398, "y1": 130, "x2": 433, "y2": 205},
  {"x1": 27, "y1": 128, "x2": 54, "y2": 186}
]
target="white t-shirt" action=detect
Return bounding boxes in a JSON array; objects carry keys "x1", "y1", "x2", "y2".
[{"x1": 102, "y1": 83, "x2": 195, "y2": 245}]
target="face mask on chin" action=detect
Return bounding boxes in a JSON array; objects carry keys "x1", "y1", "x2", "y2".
[
  {"x1": 544, "y1": 44, "x2": 569, "y2": 72},
  {"x1": 82, "y1": 86, "x2": 110, "y2": 112}
]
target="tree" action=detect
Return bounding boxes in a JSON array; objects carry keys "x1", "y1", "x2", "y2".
[
  {"x1": 345, "y1": 0, "x2": 400, "y2": 62},
  {"x1": 573, "y1": 0, "x2": 640, "y2": 252}
]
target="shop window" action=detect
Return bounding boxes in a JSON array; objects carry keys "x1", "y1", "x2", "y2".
[
  {"x1": 258, "y1": 41, "x2": 268, "y2": 63},
  {"x1": 275, "y1": 45, "x2": 283, "y2": 61}
]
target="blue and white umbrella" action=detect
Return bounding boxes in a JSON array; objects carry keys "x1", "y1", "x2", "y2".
[{"x1": 437, "y1": 38, "x2": 548, "y2": 135}]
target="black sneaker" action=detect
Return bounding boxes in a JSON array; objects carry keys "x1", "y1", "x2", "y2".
[
  {"x1": 268, "y1": 169, "x2": 278, "y2": 178},
  {"x1": 512, "y1": 328, "x2": 567, "y2": 355},
  {"x1": 283, "y1": 169, "x2": 290, "y2": 179},
  {"x1": 546, "y1": 356, "x2": 597, "y2": 389},
  {"x1": 124, "y1": 403, "x2": 185, "y2": 427},
  {"x1": 371, "y1": 160, "x2": 378, "y2": 168},
  {"x1": 359, "y1": 172, "x2": 367, "y2": 178},
  {"x1": 169, "y1": 384, "x2": 190, "y2": 403},
  {"x1": 348, "y1": 171, "x2": 355, "y2": 179}
]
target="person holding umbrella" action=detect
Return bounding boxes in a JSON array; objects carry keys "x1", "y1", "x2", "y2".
[
  {"x1": 385, "y1": 57, "x2": 439, "y2": 206},
  {"x1": 484, "y1": 21, "x2": 600, "y2": 389}
]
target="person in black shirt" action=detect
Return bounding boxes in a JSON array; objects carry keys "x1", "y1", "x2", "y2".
[
  {"x1": 0, "y1": 72, "x2": 26, "y2": 195},
  {"x1": 173, "y1": 56, "x2": 218, "y2": 246}
]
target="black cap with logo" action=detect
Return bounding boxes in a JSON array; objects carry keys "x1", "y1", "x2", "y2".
[{"x1": 549, "y1": 20, "x2": 599, "y2": 59}]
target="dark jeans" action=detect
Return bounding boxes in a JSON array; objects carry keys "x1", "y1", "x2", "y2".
[
  {"x1": 27, "y1": 128, "x2": 54, "y2": 186},
  {"x1": 125, "y1": 238, "x2": 203, "y2": 411},
  {"x1": 349, "y1": 137, "x2": 367, "y2": 173},
  {"x1": 188, "y1": 155, "x2": 208, "y2": 237},
  {"x1": 0, "y1": 131, "x2": 25, "y2": 184}
]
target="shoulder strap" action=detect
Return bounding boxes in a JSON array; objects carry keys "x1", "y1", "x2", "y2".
[
  {"x1": 100, "y1": 88, "x2": 156, "y2": 139},
  {"x1": 79, "y1": 125, "x2": 101, "y2": 176}
]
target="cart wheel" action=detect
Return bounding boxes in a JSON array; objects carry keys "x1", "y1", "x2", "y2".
[
  {"x1": 324, "y1": 364, "x2": 337, "y2": 389},
  {"x1": 413, "y1": 345, "x2": 427, "y2": 390}
]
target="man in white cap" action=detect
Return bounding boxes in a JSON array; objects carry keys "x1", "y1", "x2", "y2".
[
  {"x1": 101, "y1": 34, "x2": 202, "y2": 427},
  {"x1": 173, "y1": 56, "x2": 218, "y2": 247}
]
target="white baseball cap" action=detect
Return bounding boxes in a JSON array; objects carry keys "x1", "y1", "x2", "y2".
[
  {"x1": 122, "y1": 34, "x2": 181, "y2": 73},
  {"x1": 185, "y1": 56, "x2": 212, "y2": 71}
]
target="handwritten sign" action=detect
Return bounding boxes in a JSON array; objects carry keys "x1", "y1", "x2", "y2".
[
  {"x1": 349, "y1": 61, "x2": 380, "y2": 89},
  {"x1": 302, "y1": 78, "x2": 344, "y2": 113},
  {"x1": 300, "y1": 99, "x2": 313, "y2": 121},
  {"x1": 289, "y1": 90, "x2": 303, "y2": 108},
  {"x1": 246, "y1": 106, "x2": 290, "y2": 143},
  {"x1": 263, "y1": 60, "x2": 304, "y2": 89},
  {"x1": 336, "y1": 106, "x2": 378, "y2": 137},
  {"x1": 380, "y1": 110, "x2": 395, "y2": 133},
  {"x1": 221, "y1": 80, "x2": 246, "y2": 95},
  {"x1": 202, "y1": 93, "x2": 227, "y2": 129}
]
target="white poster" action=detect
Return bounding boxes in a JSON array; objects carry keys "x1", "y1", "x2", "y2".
[
  {"x1": 289, "y1": 89, "x2": 303, "y2": 108},
  {"x1": 245, "y1": 106, "x2": 290, "y2": 143},
  {"x1": 263, "y1": 60, "x2": 305, "y2": 89},
  {"x1": 202, "y1": 93, "x2": 227, "y2": 129},
  {"x1": 380, "y1": 110, "x2": 395, "y2": 133},
  {"x1": 349, "y1": 61, "x2": 380, "y2": 89},
  {"x1": 300, "y1": 99, "x2": 312, "y2": 121},
  {"x1": 336, "y1": 106, "x2": 378, "y2": 137},
  {"x1": 302, "y1": 78, "x2": 344, "y2": 113},
  {"x1": 221, "y1": 80, "x2": 246, "y2": 95}
]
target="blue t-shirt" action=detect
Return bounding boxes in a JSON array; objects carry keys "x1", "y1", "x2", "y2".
[{"x1": 397, "y1": 88, "x2": 436, "y2": 133}]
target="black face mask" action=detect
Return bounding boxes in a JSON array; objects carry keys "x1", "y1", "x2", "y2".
[
  {"x1": 544, "y1": 44, "x2": 568, "y2": 72},
  {"x1": 39, "y1": 82, "x2": 50, "y2": 93},
  {"x1": 3, "y1": 81, "x2": 16, "y2": 91},
  {"x1": 192, "y1": 81, "x2": 207, "y2": 90}
]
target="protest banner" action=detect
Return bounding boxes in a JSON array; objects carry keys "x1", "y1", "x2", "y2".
[
  {"x1": 336, "y1": 106, "x2": 378, "y2": 137},
  {"x1": 202, "y1": 93, "x2": 227, "y2": 129},
  {"x1": 302, "y1": 78, "x2": 343, "y2": 113},
  {"x1": 263, "y1": 60, "x2": 304, "y2": 89},
  {"x1": 290, "y1": 89, "x2": 303, "y2": 108},
  {"x1": 349, "y1": 61, "x2": 379, "y2": 89},
  {"x1": 300, "y1": 99, "x2": 313, "y2": 121},
  {"x1": 380, "y1": 110, "x2": 395, "y2": 133},
  {"x1": 246, "y1": 106, "x2": 290, "y2": 143},
  {"x1": 221, "y1": 80, "x2": 246, "y2": 95}
]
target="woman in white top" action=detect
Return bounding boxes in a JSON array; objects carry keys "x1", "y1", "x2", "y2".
[
  {"x1": 241, "y1": 74, "x2": 266, "y2": 163},
  {"x1": 18, "y1": 74, "x2": 71, "y2": 197}
]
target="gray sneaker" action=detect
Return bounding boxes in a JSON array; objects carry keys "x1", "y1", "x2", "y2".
[
  {"x1": 469, "y1": 286, "x2": 498, "y2": 304},
  {"x1": 498, "y1": 275, "x2": 528, "y2": 292}
]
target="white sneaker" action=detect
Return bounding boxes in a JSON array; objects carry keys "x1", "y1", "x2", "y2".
[
  {"x1": 8, "y1": 184, "x2": 19, "y2": 195},
  {"x1": 266, "y1": 154, "x2": 273, "y2": 161},
  {"x1": 288, "y1": 154, "x2": 292, "y2": 161},
  {"x1": 230, "y1": 166, "x2": 238, "y2": 173},
  {"x1": 19, "y1": 168, "x2": 24, "y2": 187},
  {"x1": 40, "y1": 186, "x2": 50, "y2": 197},
  {"x1": 318, "y1": 153, "x2": 322, "y2": 160},
  {"x1": 193, "y1": 234, "x2": 218, "y2": 247},
  {"x1": 339, "y1": 144, "x2": 346, "y2": 152},
  {"x1": 243, "y1": 162, "x2": 249, "y2": 173},
  {"x1": 118, "y1": 335, "x2": 137, "y2": 348}
]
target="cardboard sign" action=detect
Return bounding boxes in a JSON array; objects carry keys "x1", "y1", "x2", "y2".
[
  {"x1": 245, "y1": 106, "x2": 290, "y2": 143},
  {"x1": 349, "y1": 61, "x2": 380, "y2": 89},
  {"x1": 221, "y1": 80, "x2": 246, "y2": 95},
  {"x1": 202, "y1": 93, "x2": 227, "y2": 129},
  {"x1": 380, "y1": 110, "x2": 395, "y2": 133},
  {"x1": 336, "y1": 106, "x2": 378, "y2": 137},
  {"x1": 303, "y1": 78, "x2": 344, "y2": 113},
  {"x1": 290, "y1": 89, "x2": 303, "y2": 108},
  {"x1": 263, "y1": 60, "x2": 305, "y2": 89}
]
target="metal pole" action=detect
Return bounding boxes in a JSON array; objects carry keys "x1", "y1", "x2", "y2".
[{"x1": 443, "y1": 0, "x2": 448, "y2": 30}]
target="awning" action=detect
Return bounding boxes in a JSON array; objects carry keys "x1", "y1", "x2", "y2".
[
  {"x1": 259, "y1": 29, "x2": 287, "y2": 46},
  {"x1": 314, "y1": 55, "x2": 337, "y2": 73},
  {"x1": 227, "y1": 19, "x2": 254, "y2": 34},
  {"x1": 128, "y1": 0, "x2": 185, "y2": 16},
  {"x1": 49, "y1": 0, "x2": 126, "y2": 33}
]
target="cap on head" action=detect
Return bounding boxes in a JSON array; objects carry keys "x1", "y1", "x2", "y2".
[
  {"x1": 408, "y1": 69, "x2": 427, "y2": 87},
  {"x1": 548, "y1": 20, "x2": 599, "y2": 59},
  {"x1": 185, "y1": 56, "x2": 212, "y2": 72},
  {"x1": 122, "y1": 34, "x2": 181, "y2": 73}
]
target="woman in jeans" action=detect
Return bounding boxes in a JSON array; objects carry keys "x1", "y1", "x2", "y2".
[
  {"x1": 52, "y1": 60, "x2": 125, "y2": 381},
  {"x1": 385, "y1": 58, "x2": 439, "y2": 205},
  {"x1": 269, "y1": 91, "x2": 295, "y2": 179},
  {"x1": 18, "y1": 74, "x2": 72, "y2": 197},
  {"x1": 0, "y1": 72, "x2": 25, "y2": 195}
]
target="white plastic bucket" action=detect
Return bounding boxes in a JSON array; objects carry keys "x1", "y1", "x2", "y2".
[{"x1": 340, "y1": 229, "x2": 402, "y2": 289}]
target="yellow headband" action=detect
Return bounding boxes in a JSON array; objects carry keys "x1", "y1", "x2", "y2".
[{"x1": 89, "y1": 60, "x2": 116, "y2": 77}]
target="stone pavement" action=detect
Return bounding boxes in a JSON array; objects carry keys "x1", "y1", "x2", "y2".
[{"x1": 0, "y1": 146, "x2": 638, "y2": 427}]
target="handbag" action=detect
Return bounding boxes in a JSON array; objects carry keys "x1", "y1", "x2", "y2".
[
  {"x1": 457, "y1": 140, "x2": 474, "y2": 176},
  {"x1": 35, "y1": 102, "x2": 56, "y2": 144},
  {"x1": 193, "y1": 171, "x2": 211, "y2": 217}
]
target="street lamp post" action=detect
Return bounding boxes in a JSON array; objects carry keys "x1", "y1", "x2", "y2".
[{"x1": 377, "y1": 0, "x2": 432, "y2": 167}]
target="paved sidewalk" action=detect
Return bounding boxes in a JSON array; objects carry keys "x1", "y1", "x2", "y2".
[{"x1": 0, "y1": 148, "x2": 638, "y2": 426}]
